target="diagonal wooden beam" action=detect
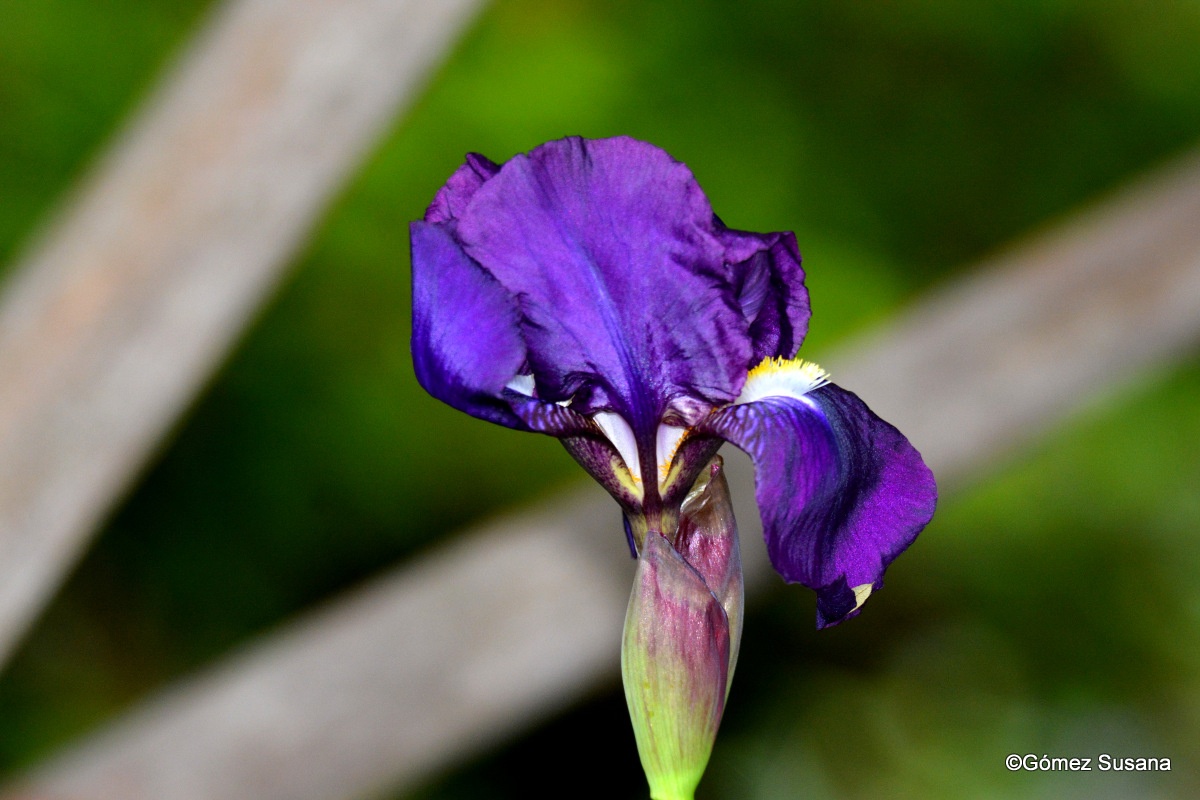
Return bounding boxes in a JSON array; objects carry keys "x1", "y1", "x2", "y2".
[
  {"x1": 7, "y1": 147, "x2": 1200, "y2": 800},
  {"x1": 830, "y1": 147, "x2": 1200, "y2": 487},
  {"x1": 0, "y1": 0, "x2": 485, "y2": 669},
  {"x1": 10, "y1": 498, "x2": 632, "y2": 800}
]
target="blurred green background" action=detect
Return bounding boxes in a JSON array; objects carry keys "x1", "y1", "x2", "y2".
[{"x1": 2, "y1": 0, "x2": 1199, "y2": 797}]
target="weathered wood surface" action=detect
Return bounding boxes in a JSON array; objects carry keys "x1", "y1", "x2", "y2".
[
  {"x1": 0, "y1": 0, "x2": 485, "y2": 668},
  {"x1": 7, "y1": 147, "x2": 1200, "y2": 800}
]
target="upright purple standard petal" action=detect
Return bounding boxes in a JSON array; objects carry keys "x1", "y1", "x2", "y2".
[
  {"x1": 715, "y1": 222, "x2": 810, "y2": 362},
  {"x1": 454, "y1": 137, "x2": 752, "y2": 439},
  {"x1": 425, "y1": 152, "x2": 499, "y2": 225},
  {"x1": 701, "y1": 384, "x2": 936, "y2": 628},
  {"x1": 410, "y1": 221, "x2": 527, "y2": 429}
]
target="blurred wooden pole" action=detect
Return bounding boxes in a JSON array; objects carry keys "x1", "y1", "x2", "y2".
[
  {"x1": 0, "y1": 0, "x2": 484, "y2": 669},
  {"x1": 7, "y1": 147, "x2": 1200, "y2": 800}
]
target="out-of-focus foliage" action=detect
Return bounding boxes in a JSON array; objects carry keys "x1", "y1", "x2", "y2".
[
  {"x1": 0, "y1": 0, "x2": 212, "y2": 269},
  {"x1": 0, "y1": 0, "x2": 1198, "y2": 797}
]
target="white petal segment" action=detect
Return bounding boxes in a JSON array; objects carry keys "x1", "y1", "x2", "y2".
[
  {"x1": 593, "y1": 411, "x2": 642, "y2": 484},
  {"x1": 505, "y1": 373, "x2": 573, "y2": 407},
  {"x1": 734, "y1": 356, "x2": 829, "y2": 405},
  {"x1": 504, "y1": 373, "x2": 536, "y2": 396},
  {"x1": 655, "y1": 423, "x2": 689, "y2": 486},
  {"x1": 851, "y1": 583, "x2": 873, "y2": 612}
]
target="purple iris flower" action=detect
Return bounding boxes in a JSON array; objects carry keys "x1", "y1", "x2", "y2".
[{"x1": 411, "y1": 135, "x2": 936, "y2": 629}]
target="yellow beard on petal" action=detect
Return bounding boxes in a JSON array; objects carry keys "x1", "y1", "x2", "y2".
[{"x1": 735, "y1": 357, "x2": 830, "y2": 405}]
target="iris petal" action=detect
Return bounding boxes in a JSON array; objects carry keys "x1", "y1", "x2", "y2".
[
  {"x1": 410, "y1": 221, "x2": 528, "y2": 429},
  {"x1": 700, "y1": 384, "x2": 936, "y2": 628},
  {"x1": 506, "y1": 391, "x2": 596, "y2": 437},
  {"x1": 454, "y1": 136, "x2": 752, "y2": 432},
  {"x1": 715, "y1": 222, "x2": 810, "y2": 362},
  {"x1": 425, "y1": 152, "x2": 499, "y2": 225}
]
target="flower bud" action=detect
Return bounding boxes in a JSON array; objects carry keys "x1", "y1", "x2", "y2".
[
  {"x1": 674, "y1": 456, "x2": 743, "y2": 689},
  {"x1": 622, "y1": 457, "x2": 743, "y2": 800}
]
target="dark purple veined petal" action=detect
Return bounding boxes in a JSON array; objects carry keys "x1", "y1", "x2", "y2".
[
  {"x1": 700, "y1": 384, "x2": 936, "y2": 628},
  {"x1": 714, "y1": 221, "x2": 810, "y2": 362},
  {"x1": 559, "y1": 434, "x2": 644, "y2": 512},
  {"x1": 508, "y1": 389, "x2": 652, "y2": 513},
  {"x1": 658, "y1": 434, "x2": 726, "y2": 512},
  {"x1": 410, "y1": 221, "x2": 528, "y2": 429},
  {"x1": 453, "y1": 136, "x2": 753, "y2": 436},
  {"x1": 505, "y1": 390, "x2": 595, "y2": 436}
]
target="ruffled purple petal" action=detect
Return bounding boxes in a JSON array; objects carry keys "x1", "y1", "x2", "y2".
[
  {"x1": 454, "y1": 136, "x2": 752, "y2": 436},
  {"x1": 715, "y1": 222, "x2": 810, "y2": 362},
  {"x1": 700, "y1": 384, "x2": 936, "y2": 628},
  {"x1": 410, "y1": 221, "x2": 527, "y2": 429},
  {"x1": 425, "y1": 153, "x2": 500, "y2": 225}
]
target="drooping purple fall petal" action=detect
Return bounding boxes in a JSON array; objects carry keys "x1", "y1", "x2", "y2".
[{"x1": 701, "y1": 383, "x2": 936, "y2": 628}]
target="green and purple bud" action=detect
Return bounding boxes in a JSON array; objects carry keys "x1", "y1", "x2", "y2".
[{"x1": 622, "y1": 457, "x2": 743, "y2": 800}]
